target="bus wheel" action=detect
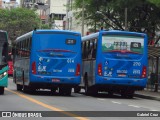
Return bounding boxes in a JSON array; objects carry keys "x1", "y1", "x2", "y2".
[
  {"x1": 121, "y1": 89, "x2": 134, "y2": 98},
  {"x1": 17, "y1": 84, "x2": 23, "y2": 91},
  {"x1": 74, "y1": 86, "x2": 81, "y2": 93},
  {"x1": 51, "y1": 87, "x2": 57, "y2": 93},
  {"x1": 127, "y1": 90, "x2": 134, "y2": 99},
  {"x1": 0, "y1": 87, "x2": 4, "y2": 95},
  {"x1": 84, "y1": 74, "x2": 90, "y2": 95},
  {"x1": 127, "y1": 94, "x2": 134, "y2": 99},
  {"x1": 59, "y1": 87, "x2": 71, "y2": 96},
  {"x1": 65, "y1": 87, "x2": 72, "y2": 96},
  {"x1": 108, "y1": 91, "x2": 114, "y2": 96},
  {"x1": 22, "y1": 82, "x2": 28, "y2": 93}
]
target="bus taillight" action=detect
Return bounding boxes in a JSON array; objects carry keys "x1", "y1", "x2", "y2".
[
  {"x1": 75, "y1": 64, "x2": 80, "y2": 76},
  {"x1": 98, "y1": 63, "x2": 102, "y2": 76},
  {"x1": 32, "y1": 62, "x2": 36, "y2": 74},
  {"x1": 141, "y1": 66, "x2": 147, "y2": 78}
]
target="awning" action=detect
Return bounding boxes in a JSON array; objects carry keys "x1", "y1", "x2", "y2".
[{"x1": 148, "y1": 46, "x2": 160, "y2": 58}]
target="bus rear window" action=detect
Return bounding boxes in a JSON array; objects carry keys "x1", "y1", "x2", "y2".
[{"x1": 102, "y1": 35, "x2": 144, "y2": 54}]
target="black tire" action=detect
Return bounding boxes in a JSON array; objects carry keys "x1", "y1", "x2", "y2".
[
  {"x1": 51, "y1": 87, "x2": 57, "y2": 93},
  {"x1": 121, "y1": 89, "x2": 134, "y2": 99},
  {"x1": 127, "y1": 94, "x2": 134, "y2": 99},
  {"x1": 22, "y1": 84, "x2": 27, "y2": 93},
  {"x1": 74, "y1": 86, "x2": 81, "y2": 93},
  {"x1": 17, "y1": 84, "x2": 23, "y2": 91},
  {"x1": 84, "y1": 73, "x2": 92, "y2": 95},
  {"x1": 108, "y1": 91, "x2": 114, "y2": 96},
  {"x1": 59, "y1": 87, "x2": 72, "y2": 96},
  {"x1": 13, "y1": 71, "x2": 16, "y2": 83},
  {"x1": 65, "y1": 87, "x2": 72, "y2": 96},
  {"x1": 0, "y1": 87, "x2": 4, "y2": 95}
]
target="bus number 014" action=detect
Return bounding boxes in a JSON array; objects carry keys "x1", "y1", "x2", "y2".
[{"x1": 67, "y1": 59, "x2": 74, "y2": 63}]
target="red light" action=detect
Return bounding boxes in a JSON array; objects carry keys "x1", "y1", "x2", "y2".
[
  {"x1": 32, "y1": 62, "x2": 36, "y2": 74},
  {"x1": 75, "y1": 64, "x2": 80, "y2": 76},
  {"x1": 141, "y1": 66, "x2": 146, "y2": 78},
  {"x1": 98, "y1": 63, "x2": 102, "y2": 76}
]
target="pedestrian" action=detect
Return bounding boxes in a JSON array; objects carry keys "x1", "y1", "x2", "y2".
[{"x1": 150, "y1": 72, "x2": 156, "y2": 91}]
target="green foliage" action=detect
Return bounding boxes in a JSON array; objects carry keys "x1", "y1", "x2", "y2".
[
  {"x1": 41, "y1": 24, "x2": 50, "y2": 29},
  {"x1": 0, "y1": 8, "x2": 40, "y2": 42},
  {"x1": 72, "y1": 0, "x2": 160, "y2": 37},
  {"x1": 148, "y1": 0, "x2": 160, "y2": 7}
]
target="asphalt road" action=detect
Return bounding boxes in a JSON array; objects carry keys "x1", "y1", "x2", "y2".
[{"x1": 0, "y1": 77, "x2": 159, "y2": 120}]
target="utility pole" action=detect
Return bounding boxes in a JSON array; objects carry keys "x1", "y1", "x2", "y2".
[
  {"x1": 81, "y1": 0, "x2": 84, "y2": 36},
  {"x1": 124, "y1": 8, "x2": 128, "y2": 30}
]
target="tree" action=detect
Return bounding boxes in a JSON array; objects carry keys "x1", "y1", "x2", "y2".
[
  {"x1": 148, "y1": 0, "x2": 160, "y2": 7},
  {"x1": 72, "y1": 0, "x2": 160, "y2": 37},
  {"x1": 0, "y1": 8, "x2": 40, "y2": 43}
]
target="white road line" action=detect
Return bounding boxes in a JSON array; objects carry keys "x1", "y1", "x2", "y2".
[
  {"x1": 111, "y1": 101, "x2": 122, "y2": 104},
  {"x1": 97, "y1": 98, "x2": 105, "y2": 101},
  {"x1": 150, "y1": 109, "x2": 159, "y2": 111},
  {"x1": 128, "y1": 105, "x2": 140, "y2": 108}
]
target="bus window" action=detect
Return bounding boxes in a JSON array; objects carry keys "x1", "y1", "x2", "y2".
[
  {"x1": 2, "y1": 42, "x2": 8, "y2": 63},
  {"x1": 83, "y1": 42, "x2": 86, "y2": 59}
]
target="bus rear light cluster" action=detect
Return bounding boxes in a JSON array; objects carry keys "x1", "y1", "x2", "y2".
[
  {"x1": 98, "y1": 63, "x2": 102, "y2": 76},
  {"x1": 141, "y1": 66, "x2": 147, "y2": 78},
  {"x1": 75, "y1": 64, "x2": 80, "y2": 76},
  {"x1": 32, "y1": 62, "x2": 36, "y2": 74}
]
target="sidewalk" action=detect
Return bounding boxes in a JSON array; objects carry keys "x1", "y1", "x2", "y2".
[{"x1": 135, "y1": 88, "x2": 160, "y2": 101}]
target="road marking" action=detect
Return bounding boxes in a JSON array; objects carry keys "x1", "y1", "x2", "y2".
[
  {"x1": 6, "y1": 88, "x2": 89, "y2": 120},
  {"x1": 150, "y1": 109, "x2": 158, "y2": 111},
  {"x1": 128, "y1": 105, "x2": 140, "y2": 108},
  {"x1": 111, "y1": 101, "x2": 121, "y2": 104},
  {"x1": 97, "y1": 98, "x2": 105, "y2": 101}
]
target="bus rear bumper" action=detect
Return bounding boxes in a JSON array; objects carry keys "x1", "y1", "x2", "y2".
[
  {"x1": 95, "y1": 76, "x2": 147, "y2": 89},
  {"x1": 30, "y1": 75, "x2": 81, "y2": 86}
]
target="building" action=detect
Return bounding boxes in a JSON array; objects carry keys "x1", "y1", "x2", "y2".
[
  {"x1": 20, "y1": 0, "x2": 88, "y2": 32},
  {"x1": 0, "y1": 0, "x2": 19, "y2": 9},
  {"x1": 65, "y1": 0, "x2": 89, "y2": 35},
  {"x1": 21, "y1": 0, "x2": 50, "y2": 28},
  {"x1": 48, "y1": 0, "x2": 67, "y2": 30}
]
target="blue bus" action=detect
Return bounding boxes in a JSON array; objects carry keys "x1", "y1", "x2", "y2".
[
  {"x1": 0, "y1": 30, "x2": 9, "y2": 95},
  {"x1": 78, "y1": 30, "x2": 148, "y2": 98},
  {"x1": 13, "y1": 29, "x2": 82, "y2": 95}
]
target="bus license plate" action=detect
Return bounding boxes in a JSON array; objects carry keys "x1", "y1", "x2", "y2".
[
  {"x1": 118, "y1": 74, "x2": 126, "y2": 77},
  {"x1": 52, "y1": 79, "x2": 60, "y2": 82}
]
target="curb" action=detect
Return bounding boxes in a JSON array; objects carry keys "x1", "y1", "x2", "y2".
[{"x1": 134, "y1": 93, "x2": 160, "y2": 101}]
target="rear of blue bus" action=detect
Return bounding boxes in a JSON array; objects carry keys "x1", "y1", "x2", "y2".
[
  {"x1": 96, "y1": 31, "x2": 148, "y2": 95},
  {"x1": 29, "y1": 30, "x2": 81, "y2": 90}
]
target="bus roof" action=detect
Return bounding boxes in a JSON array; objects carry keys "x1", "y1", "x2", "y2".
[
  {"x1": 82, "y1": 32, "x2": 99, "y2": 42},
  {"x1": 15, "y1": 31, "x2": 33, "y2": 43},
  {"x1": 0, "y1": 30, "x2": 7, "y2": 33},
  {"x1": 15, "y1": 29, "x2": 81, "y2": 43},
  {"x1": 82, "y1": 30, "x2": 146, "y2": 42}
]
